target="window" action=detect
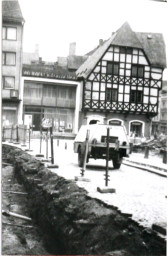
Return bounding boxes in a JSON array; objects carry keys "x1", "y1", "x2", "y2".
[
  {"x1": 130, "y1": 90, "x2": 143, "y2": 103},
  {"x1": 2, "y1": 76, "x2": 15, "y2": 89},
  {"x1": 59, "y1": 87, "x2": 66, "y2": 98},
  {"x1": 43, "y1": 85, "x2": 56, "y2": 98},
  {"x1": 106, "y1": 88, "x2": 118, "y2": 102},
  {"x1": 131, "y1": 65, "x2": 144, "y2": 78},
  {"x1": 3, "y1": 27, "x2": 17, "y2": 40},
  {"x1": 107, "y1": 62, "x2": 119, "y2": 75},
  {"x1": 3, "y1": 52, "x2": 16, "y2": 66},
  {"x1": 120, "y1": 47, "x2": 132, "y2": 54},
  {"x1": 130, "y1": 122, "x2": 143, "y2": 137}
]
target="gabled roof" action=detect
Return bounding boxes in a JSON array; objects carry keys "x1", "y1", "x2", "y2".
[
  {"x1": 77, "y1": 22, "x2": 167, "y2": 79},
  {"x1": 2, "y1": 0, "x2": 24, "y2": 23},
  {"x1": 112, "y1": 22, "x2": 143, "y2": 49},
  {"x1": 76, "y1": 33, "x2": 117, "y2": 78},
  {"x1": 136, "y1": 32, "x2": 167, "y2": 69}
]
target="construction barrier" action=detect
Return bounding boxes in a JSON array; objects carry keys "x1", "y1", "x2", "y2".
[
  {"x1": 2, "y1": 125, "x2": 13, "y2": 142},
  {"x1": 2, "y1": 125, "x2": 27, "y2": 144}
]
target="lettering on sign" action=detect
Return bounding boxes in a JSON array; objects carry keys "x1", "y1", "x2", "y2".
[{"x1": 22, "y1": 69, "x2": 76, "y2": 80}]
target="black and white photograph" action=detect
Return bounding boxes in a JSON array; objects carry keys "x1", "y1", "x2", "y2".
[{"x1": 1, "y1": 0, "x2": 167, "y2": 255}]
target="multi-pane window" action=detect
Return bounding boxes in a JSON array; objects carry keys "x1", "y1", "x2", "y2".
[
  {"x1": 3, "y1": 27, "x2": 17, "y2": 40},
  {"x1": 68, "y1": 87, "x2": 75, "y2": 99},
  {"x1": 120, "y1": 47, "x2": 132, "y2": 54},
  {"x1": 131, "y1": 65, "x2": 144, "y2": 78},
  {"x1": 130, "y1": 90, "x2": 143, "y2": 103},
  {"x1": 107, "y1": 62, "x2": 119, "y2": 75},
  {"x1": 58, "y1": 87, "x2": 66, "y2": 98},
  {"x1": 43, "y1": 85, "x2": 57, "y2": 98},
  {"x1": 2, "y1": 76, "x2": 15, "y2": 89},
  {"x1": 24, "y1": 83, "x2": 43, "y2": 98},
  {"x1": 106, "y1": 88, "x2": 118, "y2": 102},
  {"x1": 3, "y1": 52, "x2": 16, "y2": 66}
]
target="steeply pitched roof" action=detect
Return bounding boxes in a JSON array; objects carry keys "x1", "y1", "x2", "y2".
[
  {"x1": 2, "y1": 0, "x2": 24, "y2": 23},
  {"x1": 77, "y1": 22, "x2": 167, "y2": 79},
  {"x1": 76, "y1": 33, "x2": 117, "y2": 78},
  {"x1": 112, "y1": 22, "x2": 143, "y2": 49},
  {"x1": 136, "y1": 32, "x2": 167, "y2": 69}
]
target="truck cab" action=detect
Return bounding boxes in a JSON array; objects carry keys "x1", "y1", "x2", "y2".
[{"x1": 74, "y1": 124, "x2": 129, "y2": 169}]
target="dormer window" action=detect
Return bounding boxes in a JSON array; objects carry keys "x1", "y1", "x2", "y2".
[
  {"x1": 131, "y1": 64, "x2": 144, "y2": 78},
  {"x1": 107, "y1": 62, "x2": 119, "y2": 75},
  {"x1": 120, "y1": 47, "x2": 132, "y2": 54}
]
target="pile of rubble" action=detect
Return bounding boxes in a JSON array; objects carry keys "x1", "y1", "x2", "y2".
[{"x1": 134, "y1": 134, "x2": 167, "y2": 153}]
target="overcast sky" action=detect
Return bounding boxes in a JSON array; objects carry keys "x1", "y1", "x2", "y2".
[{"x1": 19, "y1": 0, "x2": 167, "y2": 77}]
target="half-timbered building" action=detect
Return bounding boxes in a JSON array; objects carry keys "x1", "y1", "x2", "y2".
[{"x1": 76, "y1": 22, "x2": 167, "y2": 139}]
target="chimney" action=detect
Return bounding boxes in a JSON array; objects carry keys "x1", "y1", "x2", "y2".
[
  {"x1": 99, "y1": 39, "x2": 103, "y2": 46},
  {"x1": 69, "y1": 42, "x2": 76, "y2": 56}
]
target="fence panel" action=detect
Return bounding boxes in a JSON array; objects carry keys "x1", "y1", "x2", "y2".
[
  {"x1": 18, "y1": 125, "x2": 27, "y2": 145},
  {"x1": 12, "y1": 125, "x2": 18, "y2": 143},
  {"x1": 3, "y1": 125, "x2": 13, "y2": 141}
]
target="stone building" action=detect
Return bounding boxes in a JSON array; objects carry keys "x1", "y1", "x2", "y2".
[
  {"x1": 22, "y1": 43, "x2": 87, "y2": 134},
  {"x1": 76, "y1": 22, "x2": 167, "y2": 139},
  {"x1": 152, "y1": 80, "x2": 167, "y2": 135},
  {"x1": 2, "y1": 0, "x2": 24, "y2": 125}
]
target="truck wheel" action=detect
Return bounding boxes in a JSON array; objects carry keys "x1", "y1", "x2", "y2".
[
  {"x1": 78, "y1": 148, "x2": 84, "y2": 167},
  {"x1": 113, "y1": 154, "x2": 122, "y2": 169}
]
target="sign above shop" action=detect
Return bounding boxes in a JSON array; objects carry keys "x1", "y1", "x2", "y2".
[{"x1": 22, "y1": 68, "x2": 76, "y2": 80}]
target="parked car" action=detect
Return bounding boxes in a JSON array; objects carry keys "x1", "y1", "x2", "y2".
[{"x1": 74, "y1": 124, "x2": 130, "y2": 169}]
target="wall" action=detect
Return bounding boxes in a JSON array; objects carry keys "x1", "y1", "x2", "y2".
[
  {"x1": 2, "y1": 21, "x2": 24, "y2": 124},
  {"x1": 2, "y1": 22, "x2": 23, "y2": 93},
  {"x1": 79, "y1": 111, "x2": 151, "y2": 138}
]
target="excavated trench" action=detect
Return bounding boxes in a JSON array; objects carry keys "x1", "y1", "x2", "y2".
[{"x1": 2, "y1": 144, "x2": 166, "y2": 256}]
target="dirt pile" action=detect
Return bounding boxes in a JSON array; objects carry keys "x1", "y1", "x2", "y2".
[
  {"x1": 134, "y1": 134, "x2": 167, "y2": 152},
  {"x1": 2, "y1": 144, "x2": 166, "y2": 256}
]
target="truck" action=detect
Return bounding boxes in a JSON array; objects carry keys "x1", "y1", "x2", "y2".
[{"x1": 74, "y1": 124, "x2": 130, "y2": 169}]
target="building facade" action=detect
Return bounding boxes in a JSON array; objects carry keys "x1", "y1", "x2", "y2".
[
  {"x1": 152, "y1": 80, "x2": 167, "y2": 135},
  {"x1": 77, "y1": 22, "x2": 167, "y2": 139},
  {"x1": 22, "y1": 44, "x2": 87, "y2": 134},
  {"x1": 2, "y1": 0, "x2": 24, "y2": 125}
]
